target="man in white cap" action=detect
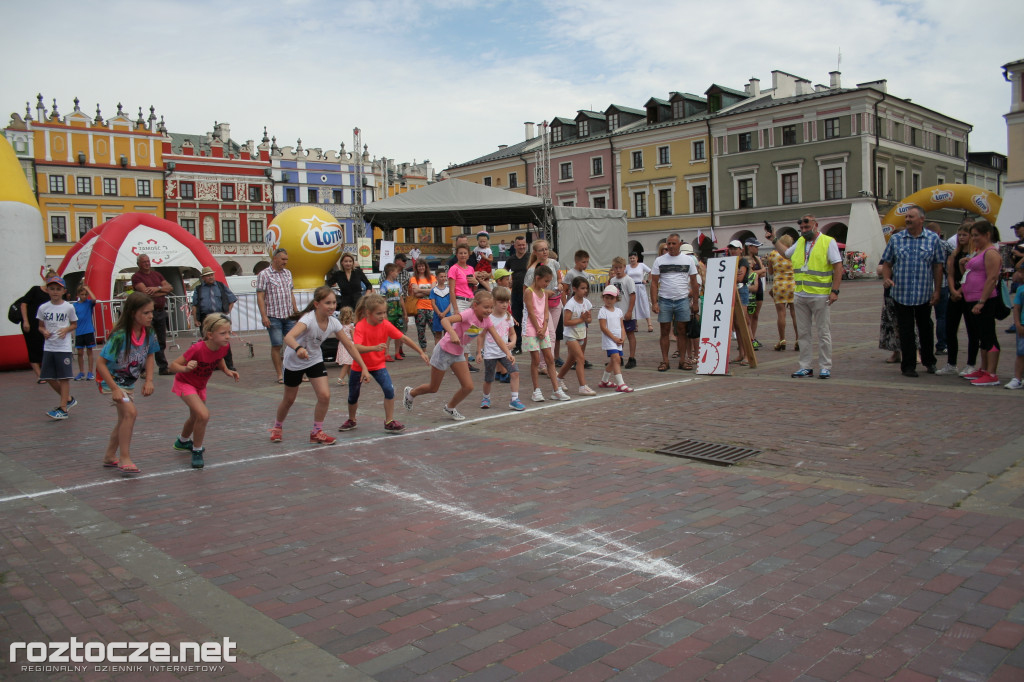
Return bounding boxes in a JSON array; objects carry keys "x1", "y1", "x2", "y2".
[
  {"x1": 191, "y1": 266, "x2": 238, "y2": 371},
  {"x1": 651, "y1": 233, "x2": 700, "y2": 371}
]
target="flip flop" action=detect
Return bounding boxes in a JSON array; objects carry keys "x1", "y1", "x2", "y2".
[
  {"x1": 37, "y1": 379, "x2": 47, "y2": 384},
  {"x1": 102, "y1": 461, "x2": 119, "y2": 468},
  {"x1": 117, "y1": 463, "x2": 141, "y2": 474},
  {"x1": 657, "y1": 362, "x2": 670, "y2": 372},
  {"x1": 732, "y1": 359, "x2": 749, "y2": 366}
]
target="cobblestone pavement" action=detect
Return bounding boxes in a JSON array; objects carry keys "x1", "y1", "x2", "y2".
[{"x1": 2, "y1": 279, "x2": 1022, "y2": 680}]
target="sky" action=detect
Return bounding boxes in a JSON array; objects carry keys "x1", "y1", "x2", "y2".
[{"x1": 2, "y1": 0, "x2": 1021, "y2": 172}]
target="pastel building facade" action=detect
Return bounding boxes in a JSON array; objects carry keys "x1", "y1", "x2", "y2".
[{"x1": 999, "y1": 58, "x2": 1024, "y2": 230}]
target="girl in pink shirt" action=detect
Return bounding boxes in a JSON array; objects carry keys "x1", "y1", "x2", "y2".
[{"x1": 170, "y1": 314, "x2": 240, "y2": 468}]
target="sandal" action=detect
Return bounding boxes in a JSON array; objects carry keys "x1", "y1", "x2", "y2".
[
  {"x1": 732, "y1": 358, "x2": 749, "y2": 366},
  {"x1": 615, "y1": 384, "x2": 635, "y2": 393},
  {"x1": 682, "y1": 361, "x2": 694, "y2": 370},
  {"x1": 102, "y1": 460, "x2": 119, "y2": 468},
  {"x1": 774, "y1": 340, "x2": 786, "y2": 351},
  {"x1": 671, "y1": 351, "x2": 680, "y2": 358},
  {"x1": 657, "y1": 362, "x2": 670, "y2": 372},
  {"x1": 117, "y1": 463, "x2": 141, "y2": 474}
]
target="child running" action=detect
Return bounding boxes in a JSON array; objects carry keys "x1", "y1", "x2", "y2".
[
  {"x1": 271, "y1": 286, "x2": 368, "y2": 444},
  {"x1": 404, "y1": 289, "x2": 513, "y2": 421},
  {"x1": 72, "y1": 283, "x2": 97, "y2": 381},
  {"x1": 557, "y1": 277, "x2": 596, "y2": 395},
  {"x1": 335, "y1": 306, "x2": 356, "y2": 385},
  {"x1": 480, "y1": 286, "x2": 524, "y2": 410},
  {"x1": 170, "y1": 314, "x2": 240, "y2": 468},
  {"x1": 524, "y1": 264, "x2": 572, "y2": 402},
  {"x1": 95, "y1": 292, "x2": 159, "y2": 475},
  {"x1": 598, "y1": 285, "x2": 634, "y2": 392},
  {"x1": 339, "y1": 293, "x2": 428, "y2": 433},
  {"x1": 37, "y1": 275, "x2": 78, "y2": 420}
]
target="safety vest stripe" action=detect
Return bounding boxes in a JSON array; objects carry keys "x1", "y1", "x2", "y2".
[{"x1": 797, "y1": 269, "x2": 833, "y2": 277}]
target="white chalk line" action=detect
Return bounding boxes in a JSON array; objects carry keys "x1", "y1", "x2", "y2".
[
  {"x1": 354, "y1": 479, "x2": 698, "y2": 585},
  {"x1": 0, "y1": 377, "x2": 698, "y2": 506}
]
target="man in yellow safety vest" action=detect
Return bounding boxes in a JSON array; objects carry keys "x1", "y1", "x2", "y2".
[{"x1": 769, "y1": 215, "x2": 843, "y2": 379}]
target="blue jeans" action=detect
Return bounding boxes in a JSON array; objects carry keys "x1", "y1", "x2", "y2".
[
  {"x1": 266, "y1": 316, "x2": 296, "y2": 347},
  {"x1": 657, "y1": 297, "x2": 692, "y2": 324}
]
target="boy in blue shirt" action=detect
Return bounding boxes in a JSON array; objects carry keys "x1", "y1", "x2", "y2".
[{"x1": 72, "y1": 283, "x2": 98, "y2": 381}]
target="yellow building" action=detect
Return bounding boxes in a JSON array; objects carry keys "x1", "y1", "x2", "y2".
[{"x1": 11, "y1": 96, "x2": 165, "y2": 263}]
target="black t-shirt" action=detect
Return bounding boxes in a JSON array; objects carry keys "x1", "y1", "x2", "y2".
[
  {"x1": 506, "y1": 250, "x2": 530, "y2": 290},
  {"x1": 328, "y1": 268, "x2": 373, "y2": 312}
]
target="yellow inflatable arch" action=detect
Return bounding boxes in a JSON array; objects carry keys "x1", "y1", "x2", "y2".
[{"x1": 881, "y1": 184, "x2": 1001, "y2": 239}]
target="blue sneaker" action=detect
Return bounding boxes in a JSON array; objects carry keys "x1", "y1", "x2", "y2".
[
  {"x1": 47, "y1": 408, "x2": 69, "y2": 420},
  {"x1": 791, "y1": 368, "x2": 814, "y2": 378},
  {"x1": 74, "y1": 372, "x2": 85, "y2": 381},
  {"x1": 554, "y1": 357, "x2": 565, "y2": 368},
  {"x1": 819, "y1": 369, "x2": 831, "y2": 379},
  {"x1": 65, "y1": 396, "x2": 78, "y2": 410},
  {"x1": 480, "y1": 395, "x2": 491, "y2": 409},
  {"x1": 86, "y1": 372, "x2": 94, "y2": 381},
  {"x1": 174, "y1": 437, "x2": 194, "y2": 451},
  {"x1": 509, "y1": 399, "x2": 525, "y2": 411},
  {"x1": 191, "y1": 448, "x2": 205, "y2": 469},
  {"x1": 467, "y1": 355, "x2": 476, "y2": 362}
]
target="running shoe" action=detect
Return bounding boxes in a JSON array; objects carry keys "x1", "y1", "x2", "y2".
[
  {"x1": 174, "y1": 437, "x2": 194, "y2": 451},
  {"x1": 558, "y1": 379, "x2": 568, "y2": 391},
  {"x1": 191, "y1": 448, "x2": 205, "y2": 469},
  {"x1": 337, "y1": 419, "x2": 357, "y2": 431},
  {"x1": 971, "y1": 372, "x2": 1000, "y2": 387},
  {"x1": 310, "y1": 430, "x2": 337, "y2": 445},
  {"x1": 1005, "y1": 378, "x2": 1023, "y2": 390},
  {"x1": 403, "y1": 386, "x2": 414, "y2": 410},
  {"x1": 819, "y1": 369, "x2": 831, "y2": 379},
  {"x1": 269, "y1": 427, "x2": 283, "y2": 442},
  {"x1": 554, "y1": 357, "x2": 564, "y2": 368},
  {"x1": 551, "y1": 389, "x2": 571, "y2": 401},
  {"x1": 468, "y1": 364, "x2": 480, "y2": 372},
  {"x1": 959, "y1": 365, "x2": 978, "y2": 377},
  {"x1": 531, "y1": 388, "x2": 545, "y2": 402},
  {"x1": 584, "y1": 360, "x2": 594, "y2": 369},
  {"x1": 443, "y1": 405, "x2": 466, "y2": 421},
  {"x1": 509, "y1": 399, "x2": 525, "y2": 411},
  {"x1": 962, "y1": 368, "x2": 986, "y2": 380},
  {"x1": 384, "y1": 420, "x2": 405, "y2": 433},
  {"x1": 86, "y1": 372, "x2": 95, "y2": 381},
  {"x1": 467, "y1": 354, "x2": 475, "y2": 362},
  {"x1": 578, "y1": 385, "x2": 597, "y2": 396},
  {"x1": 65, "y1": 396, "x2": 78, "y2": 410},
  {"x1": 74, "y1": 372, "x2": 85, "y2": 381},
  {"x1": 791, "y1": 369, "x2": 813, "y2": 378},
  {"x1": 934, "y1": 364, "x2": 958, "y2": 375},
  {"x1": 46, "y1": 408, "x2": 69, "y2": 420},
  {"x1": 480, "y1": 395, "x2": 491, "y2": 409}
]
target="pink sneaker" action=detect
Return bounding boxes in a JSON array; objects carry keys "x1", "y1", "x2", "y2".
[
  {"x1": 962, "y1": 368, "x2": 986, "y2": 380},
  {"x1": 310, "y1": 430, "x2": 337, "y2": 445},
  {"x1": 337, "y1": 419, "x2": 358, "y2": 432},
  {"x1": 269, "y1": 427, "x2": 283, "y2": 443},
  {"x1": 970, "y1": 372, "x2": 1000, "y2": 387}
]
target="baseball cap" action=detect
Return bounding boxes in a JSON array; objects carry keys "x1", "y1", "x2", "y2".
[
  {"x1": 200, "y1": 266, "x2": 216, "y2": 276},
  {"x1": 492, "y1": 268, "x2": 511, "y2": 280},
  {"x1": 680, "y1": 244, "x2": 695, "y2": 254},
  {"x1": 46, "y1": 275, "x2": 66, "y2": 288},
  {"x1": 602, "y1": 285, "x2": 619, "y2": 297},
  {"x1": 477, "y1": 230, "x2": 489, "y2": 237},
  {"x1": 728, "y1": 240, "x2": 743, "y2": 249},
  {"x1": 744, "y1": 238, "x2": 763, "y2": 247}
]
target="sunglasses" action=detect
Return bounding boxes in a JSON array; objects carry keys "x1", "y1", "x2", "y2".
[{"x1": 797, "y1": 219, "x2": 812, "y2": 225}]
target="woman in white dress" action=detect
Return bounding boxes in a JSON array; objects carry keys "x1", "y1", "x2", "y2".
[{"x1": 626, "y1": 252, "x2": 653, "y2": 332}]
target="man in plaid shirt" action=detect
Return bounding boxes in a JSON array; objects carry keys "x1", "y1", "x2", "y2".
[
  {"x1": 880, "y1": 205, "x2": 946, "y2": 378},
  {"x1": 257, "y1": 248, "x2": 298, "y2": 383}
]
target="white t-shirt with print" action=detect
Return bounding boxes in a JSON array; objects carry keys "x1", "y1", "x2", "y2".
[
  {"x1": 283, "y1": 311, "x2": 342, "y2": 371},
  {"x1": 482, "y1": 312, "x2": 514, "y2": 360}
]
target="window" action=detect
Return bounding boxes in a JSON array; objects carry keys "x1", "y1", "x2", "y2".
[
  {"x1": 824, "y1": 168, "x2": 843, "y2": 200},
  {"x1": 50, "y1": 216, "x2": 67, "y2": 242},
  {"x1": 483, "y1": 176, "x2": 492, "y2": 187},
  {"x1": 221, "y1": 219, "x2": 237, "y2": 242},
  {"x1": 737, "y1": 179, "x2": 754, "y2": 208},
  {"x1": 559, "y1": 162, "x2": 573, "y2": 180},
  {"x1": 78, "y1": 216, "x2": 93, "y2": 235},
  {"x1": 181, "y1": 219, "x2": 196, "y2": 236},
  {"x1": 912, "y1": 171, "x2": 921, "y2": 194},
  {"x1": 895, "y1": 169, "x2": 905, "y2": 198},
  {"x1": 49, "y1": 175, "x2": 65, "y2": 193},
  {"x1": 103, "y1": 178, "x2": 118, "y2": 196},
  {"x1": 593, "y1": 196, "x2": 606, "y2": 209},
  {"x1": 221, "y1": 184, "x2": 235, "y2": 201},
  {"x1": 552, "y1": 126, "x2": 563, "y2": 143},
  {"x1": 693, "y1": 140, "x2": 706, "y2": 160},
  {"x1": 933, "y1": 135, "x2": 942, "y2": 153},
  {"x1": 561, "y1": 201, "x2": 575, "y2": 207},
  {"x1": 782, "y1": 125, "x2": 797, "y2": 146},
  {"x1": 782, "y1": 172, "x2": 799, "y2": 204},
  {"x1": 876, "y1": 167, "x2": 887, "y2": 198},
  {"x1": 672, "y1": 100, "x2": 685, "y2": 120},
  {"x1": 631, "y1": 150, "x2": 643, "y2": 170},
  {"x1": 591, "y1": 157, "x2": 603, "y2": 177},
  {"x1": 578, "y1": 120, "x2": 589, "y2": 137},
  {"x1": 136, "y1": 179, "x2": 151, "y2": 197},
  {"x1": 180, "y1": 181, "x2": 195, "y2": 199},
  {"x1": 249, "y1": 185, "x2": 261, "y2": 202},
  {"x1": 953, "y1": 140, "x2": 961, "y2": 157},
  {"x1": 909, "y1": 128, "x2": 918, "y2": 147},
  {"x1": 432, "y1": 227, "x2": 445, "y2": 243},
  {"x1": 657, "y1": 146, "x2": 670, "y2": 166},
  {"x1": 509, "y1": 172, "x2": 518, "y2": 189},
  {"x1": 75, "y1": 177, "x2": 91, "y2": 195},
  {"x1": 285, "y1": 187, "x2": 297, "y2": 202},
  {"x1": 738, "y1": 133, "x2": 752, "y2": 152},
  {"x1": 824, "y1": 118, "x2": 840, "y2": 139},
  {"x1": 633, "y1": 192, "x2": 647, "y2": 218},
  {"x1": 607, "y1": 114, "x2": 619, "y2": 131},
  {"x1": 692, "y1": 185, "x2": 708, "y2": 214},
  {"x1": 249, "y1": 220, "x2": 264, "y2": 243},
  {"x1": 307, "y1": 188, "x2": 317, "y2": 203},
  {"x1": 658, "y1": 188, "x2": 672, "y2": 216}
]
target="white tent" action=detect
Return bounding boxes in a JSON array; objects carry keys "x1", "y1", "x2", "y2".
[{"x1": 845, "y1": 198, "x2": 887, "y2": 273}]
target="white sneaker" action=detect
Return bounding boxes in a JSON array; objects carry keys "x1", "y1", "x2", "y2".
[
  {"x1": 934, "y1": 364, "x2": 958, "y2": 376},
  {"x1": 578, "y1": 385, "x2": 597, "y2": 396},
  {"x1": 1005, "y1": 378, "x2": 1024, "y2": 390},
  {"x1": 531, "y1": 388, "x2": 545, "y2": 402},
  {"x1": 403, "y1": 386, "x2": 414, "y2": 410},
  {"x1": 442, "y1": 405, "x2": 466, "y2": 421},
  {"x1": 551, "y1": 389, "x2": 572, "y2": 401},
  {"x1": 959, "y1": 365, "x2": 977, "y2": 377},
  {"x1": 558, "y1": 379, "x2": 568, "y2": 391}
]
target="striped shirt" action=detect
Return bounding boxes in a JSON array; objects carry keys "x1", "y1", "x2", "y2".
[{"x1": 256, "y1": 266, "x2": 294, "y2": 318}]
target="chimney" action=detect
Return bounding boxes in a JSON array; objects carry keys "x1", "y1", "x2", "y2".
[
  {"x1": 829, "y1": 71, "x2": 841, "y2": 89},
  {"x1": 498, "y1": 144, "x2": 508, "y2": 150},
  {"x1": 524, "y1": 121, "x2": 535, "y2": 140},
  {"x1": 745, "y1": 78, "x2": 761, "y2": 97}
]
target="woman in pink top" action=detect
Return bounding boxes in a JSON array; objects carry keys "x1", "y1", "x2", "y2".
[
  {"x1": 447, "y1": 244, "x2": 478, "y2": 313},
  {"x1": 961, "y1": 220, "x2": 1003, "y2": 386}
]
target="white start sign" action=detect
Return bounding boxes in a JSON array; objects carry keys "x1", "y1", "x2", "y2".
[{"x1": 697, "y1": 256, "x2": 739, "y2": 375}]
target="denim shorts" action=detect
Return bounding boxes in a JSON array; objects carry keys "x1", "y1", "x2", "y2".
[
  {"x1": 348, "y1": 367, "x2": 395, "y2": 403},
  {"x1": 484, "y1": 356, "x2": 518, "y2": 382},
  {"x1": 267, "y1": 316, "x2": 297, "y2": 347},
  {"x1": 657, "y1": 297, "x2": 692, "y2": 324}
]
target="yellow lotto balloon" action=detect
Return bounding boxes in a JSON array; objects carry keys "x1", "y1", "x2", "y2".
[
  {"x1": 881, "y1": 184, "x2": 1001, "y2": 240},
  {"x1": 265, "y1": 206, "x2": 346, "y2": 289}
]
